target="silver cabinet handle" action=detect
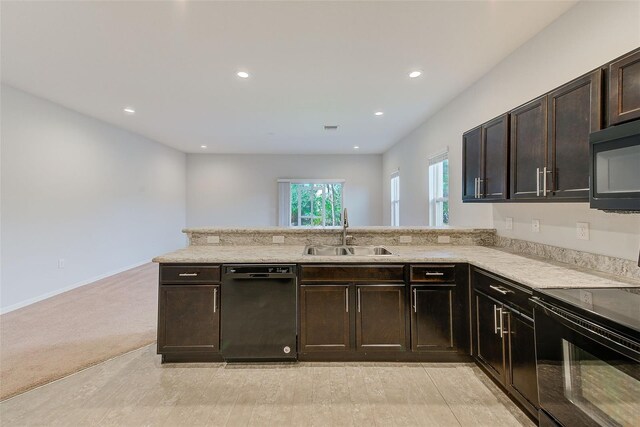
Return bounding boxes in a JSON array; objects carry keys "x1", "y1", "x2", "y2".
[
  {"x1": 493, "y1": 305, "x2": 499, "y2": 334},
  {"x1": 489, "y1": 285, "x2": 508, "y2": 295},
  {"x1": 478, "y1": 178, "x2": 484, "y2": 198},
  {"x1": 357, "y1": 288, "x2": 361, "y2": 313},
  {"x1": 502, "y1": 310, "x2": 509, "y2": 338},
  {"x1": 345, "y1": 288, "x2": 349, "y2": 313},
  {"x1": 179, "y1": 273, "x2": 198, "y2": 277},
  {"x1": 498, "y1": 307, "x2": 504, "y2": 339},
  {"x1": 476, "y1": 177, "x2": 480, "y2": 198},
  {"x1": 213, "y1": 288, "x2": 217, "y2": 313},
  {"x1": 536, "y1": 167, "x2": 540, "y2": 196},
  {"x1": 425, "y1": 272, "x2": 445, "y2": 276},
  {"x1": 543, "y1": 166, "x2": 548, "y2": 196},
  {"x1": 413, "y1": 288, "x2": 417, "y2": 313}
]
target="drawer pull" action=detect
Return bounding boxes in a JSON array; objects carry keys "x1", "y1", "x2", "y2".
[
  {"x1": 425, "y1": 272, "x2": 445, "y2": 276},
  {"x1": 489, "y1": 285, "x2": 510, "y2": 295},
  {"x1": 178, "y1": 273, "x2": 199, "y2": 277}
]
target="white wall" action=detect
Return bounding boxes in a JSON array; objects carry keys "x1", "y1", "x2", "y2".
[
  {"x1": 1, "y1": 85, "x2": 187, "y2": 312},
  {"x1": 382, "y1": 1, "x2": 640, "y2": 261},
  {"x1": 187, "y1": 154, "x2": 383, "y2": 227}
]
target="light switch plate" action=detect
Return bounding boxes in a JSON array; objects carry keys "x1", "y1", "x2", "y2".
[
  {"x1": 531, "y1": 219, "x2": 540, "y2": 233},
  {"x1": 576, "y1": 222, "x2": 589, "y2": 240},
  {"x1": 437, "y1": 235, "x2": 451, "y2": 244},
  {"x1": 272, "y1": 235, "x2": 285, "y2": 244},
  {"x1": 580, "y1": 290, "x2": 593, "y2": 309},
  {"x1": 399, "y1": 235, "x2": 412, "y2": 244},
  {"x1": 505, "y1": 217, "x2": 513, "y2": 230},
  {"x1": 206, "y1": 236, "x2": 220, "y2": 244}
]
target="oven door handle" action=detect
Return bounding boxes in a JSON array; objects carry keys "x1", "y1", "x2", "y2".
[{"x1": 531, "y1": 297, "x2": 640, "y2": 362}]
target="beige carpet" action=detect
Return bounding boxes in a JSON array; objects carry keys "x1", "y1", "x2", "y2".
[{"x1": 0, "y1": 263, "x2": 158, "y2": 401}]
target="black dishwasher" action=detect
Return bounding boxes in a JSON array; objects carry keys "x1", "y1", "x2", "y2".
[{"x1": 221, "y1": 265, "x2": 297, "y2": 361}]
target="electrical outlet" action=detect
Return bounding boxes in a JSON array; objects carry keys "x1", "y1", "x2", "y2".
[
  {"x1": 399, "y1": 235, "x2": 412, "y2": 244},
  {"x1": 576, "y1": 222, "x2": 590, "y2": 240},
  {"x1": 206, "y1": 236, "x2": 220, "y2": 244},
  {"x1": 531, "y1": 219, "x2": 540, "y2": 233},
  {"x1": 272, "y1": 235, "x2": 285, "y2": 244},
  {"x1": 58, "y1": 259, "x2": 65, "y2": 269},
  {"x1": 580, "y1": 290, "x2": 593, "y2": 308},
  {"x1": 505, "y1": 217, "x2": 513, "y2": 230},
  {"x1": 437, "y1": 235, "x2": 451, "y2": 244}
]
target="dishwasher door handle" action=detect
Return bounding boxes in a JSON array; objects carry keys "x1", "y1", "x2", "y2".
[{"x1": 224, "y1": 273, "x2": 297, "y2": 280}]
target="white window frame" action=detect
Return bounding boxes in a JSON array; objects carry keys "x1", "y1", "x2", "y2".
[
  {"x1": 428, "y1": 151, "x2": 449, "y2": 227},
  {"x1": 390, "y1": 171, "x2": 400, "y2": 226},
  {"x1": 277, "y1": 179, "x2": 345, "y2": 227}
]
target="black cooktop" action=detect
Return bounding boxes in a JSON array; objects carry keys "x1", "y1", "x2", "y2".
[{"x1": 534, "y1": 287, "x2": 640, "y2": 336}]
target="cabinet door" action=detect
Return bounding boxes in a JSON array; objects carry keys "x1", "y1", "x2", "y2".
[
  {"x1": 462, "y1": 127, "x2": 482, "y2": 201},
  {"x1": 505, "y1": 311, "x2": 539, "y2": 414},
  {"x1": 482, "y1": 114, "x2": 509, "y2": 200},
  {"x1": 356, "y1": 285, "x2": 406, "y2": 351},
  {"x1": 300, "y1": 285, "x2": 351, "y2": 352},
  {"x1": 475, "y1": 291, "x2": 505, "y2": 382},
  {"x1": 547, "y1": 70, "x2": 602, "y2": 200},
  {"x1": 158, "y1": 285, "x2": 219, "y2": 353},
  {"x1": 411, "y1": 285, "x2": 454, "y2": 352},
  {"x1": 609, "y1": 49, "x2": 640, "y2": 125},
  {"x1": 510, "y1": 96, "x2": 548, "y2": 200}
]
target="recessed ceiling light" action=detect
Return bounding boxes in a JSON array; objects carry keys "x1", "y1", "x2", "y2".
[
  {"x1": 409, "y1": 71, "x2": 422, "y2": 78},
  {"x1": 200, "y1": 145, "x2": 207, "y2": 149},
  {"x1": 237, "y1": 71, "x2": 249, "y2": 78},
  {"x1": 374, "y1": 111, "x2": 384, "y2": 116},
  {"x1": 353, "y1": 146, "x2": 360, "y2": 150},
  {"x1": 123, "y1": 107, "x2": 135, "y2": 114}
]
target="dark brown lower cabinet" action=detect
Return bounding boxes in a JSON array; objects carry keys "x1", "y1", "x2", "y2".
[
  {"x1": 505, "y1": 310, "x2": 539, "y2": 413},
  {"x1": 475, "y1": 291, "x2": 506, "y2": 380},
  {"x1": 472, "y1": 268, "x2": 538, "y2": 420},
  {"x1": 411, "y1": 285, "x2": 455, "y2": 351},
  {"x1": 157, "y1": 284, "x2": 220, "y2": 354},
  {"x1": 299, "y1": 284, "x2": 350, "y2": 352},
  {"x1": 356, "y1": 285, "x2": 406, "y2": 351}
]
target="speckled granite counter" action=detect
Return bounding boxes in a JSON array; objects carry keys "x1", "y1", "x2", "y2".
[{"x1": 153, "y1": 245, "x2": 640, "y2": 290}]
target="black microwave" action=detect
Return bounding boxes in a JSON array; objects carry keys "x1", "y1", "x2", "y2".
[{"x1": 589, "y1": 120, "x2": 640, "y2": 211}]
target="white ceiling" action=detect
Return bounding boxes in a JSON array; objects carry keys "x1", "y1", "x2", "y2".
[{"x1": 1, "y1": 1, "x2": 577, "y2": 154}]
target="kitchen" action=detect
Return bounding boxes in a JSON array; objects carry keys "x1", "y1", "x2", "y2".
[{"x1": 1, "y1": 1, "x2": 639, "y2": 426}]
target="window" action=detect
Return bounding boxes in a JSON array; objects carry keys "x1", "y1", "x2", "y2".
[
  {"x1": 428, "y1": 152, "x2": 449, "y2": 226},
  {"x1": 278, "y1": 180, "x2": 344, "y2": 227},
  {"x1": 390, "y1": 171, "x2": 400, "y2": 226}
]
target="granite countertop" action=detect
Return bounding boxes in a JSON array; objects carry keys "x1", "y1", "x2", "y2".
[
  {"x1": 183, "y1": 226, "x2": 493, "y2": 233},
  {"x1": 153, "y1": 245, "x2": 640, "y2": 290}
]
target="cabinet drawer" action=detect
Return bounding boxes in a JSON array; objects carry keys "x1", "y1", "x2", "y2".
[
  {"x1": 410, "y1": 265, "x2": 456, "y2": 283},
  {"x1": 473, "y1": 268, "x2": 532, "y2": 316},
  {"x1": 160, "y1": 265, "x2": 221, "y2": 284},
  {"x1": 299, "y1": 265, "x2": 404, "y2": 283}
]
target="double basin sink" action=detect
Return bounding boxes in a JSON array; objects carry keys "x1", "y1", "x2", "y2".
[{"x1": 303, "y1": 245, "x2": 395, "y2": 256}]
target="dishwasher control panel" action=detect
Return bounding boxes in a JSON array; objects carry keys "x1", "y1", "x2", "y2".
[{"x1": 224, "y1": 265, "x2": 295, "y2": 275}]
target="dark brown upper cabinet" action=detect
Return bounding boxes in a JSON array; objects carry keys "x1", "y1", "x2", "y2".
[
  {"x1": 481, "y1": 114, "x2": 509, "y2": 200},
  {"x1": 462, "y1": 114, "x2": 509, "y2": 202},
  {"x1": 609, "y1": 48, "x2": 640, "y2": 125},
  {"x1": 546, "y1": 69, "x2": 602, "y2": 200},
  {"x1": 510, "y1": 95, "x2": 548, "y2": 200},
  {"x1": 462, "y1": 126, "x2": 482, "y2": 201}
]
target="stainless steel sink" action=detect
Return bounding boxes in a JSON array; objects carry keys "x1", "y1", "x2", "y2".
[
  {"x1": 347, "y1": 245, "x2": 394, "y2": 256},
  {"x1": 303, "y1": 245, "x2": 351, "y2": 256},
  {"x1": 303, "y1": 245, "x2": 395, "y2": 256}
]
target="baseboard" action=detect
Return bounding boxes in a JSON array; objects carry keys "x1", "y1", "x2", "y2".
[{"x1": 0, "y1": 259, "x2": 152, "y2": 314}]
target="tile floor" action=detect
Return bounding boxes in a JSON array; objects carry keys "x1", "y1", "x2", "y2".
[{"x1": 0, "y1": 345, "x2": 534, "y2": 426}]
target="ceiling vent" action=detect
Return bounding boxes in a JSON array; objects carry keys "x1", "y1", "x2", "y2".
[{"x1": 324, "y1": 125, "x2": 339, "y2": 131}]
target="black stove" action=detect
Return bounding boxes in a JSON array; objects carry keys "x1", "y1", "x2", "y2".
[{"x1": 532, "y1": 286, "x2": 640, "y2": 427}]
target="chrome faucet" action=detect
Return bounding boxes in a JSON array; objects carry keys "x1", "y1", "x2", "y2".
[{"x1": 342, "y1": 208, "x2": 351, "y2": 245}]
